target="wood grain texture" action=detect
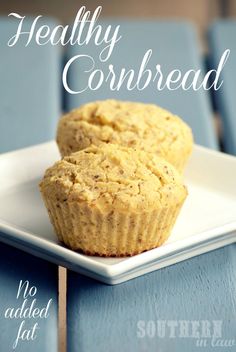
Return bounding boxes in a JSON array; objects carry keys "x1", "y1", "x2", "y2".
[{"x1": 67, "y1": 244, "x2": 236, "y2": 352}]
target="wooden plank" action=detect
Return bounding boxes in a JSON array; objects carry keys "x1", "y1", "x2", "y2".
[
  {"x1": 67, "y1": 244, "x2": 236, "y2": 352},
  {"x1": 65, "y1": 21, "x2": 218, "y2": 149},
  {"x1": 208, "y1": 20, "x2": 236, "y2": 154},
  {"x1": 0, "y1": 16, "x2": 61, "y2": 153},
  {"x1": 0, "y1": 241, "x2": 58, "y2": 351},
  {"x1": 0, "y1": 16, "x2": 60, "y2": 351}
]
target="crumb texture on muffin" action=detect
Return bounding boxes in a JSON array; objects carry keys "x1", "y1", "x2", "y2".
[
  {"x1": 40, "y1": 144, "x2": 187, "y2": 256},
  {"x1": 57, "y1": 100, "x2": 193, "y2": 171},
  {"x1": 41, "y1": 143, "x2": 186, "y2": 212}
]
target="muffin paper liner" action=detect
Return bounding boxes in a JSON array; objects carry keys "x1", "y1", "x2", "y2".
[{"x1": 41, "y1": 194, "x2": 185, "y2": 257}]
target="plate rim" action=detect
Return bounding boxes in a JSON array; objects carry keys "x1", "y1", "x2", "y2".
[{"x1": 1, "y1": 140, "x2": 236, "y2": 283}]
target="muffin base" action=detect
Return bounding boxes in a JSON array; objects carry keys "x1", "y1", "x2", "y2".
[{"x1": 42, "y1": 196, "x2": 185, "y2": 257}]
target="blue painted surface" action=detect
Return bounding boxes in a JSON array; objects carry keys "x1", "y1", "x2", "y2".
[
  {"x1": 65, "y1": 20, "x2": 218, "y2": 149},
  {"x1": 66, "y1": 20, "x2": 235, "y2": 352},
  {"x1": 67, "y1": 244, "x2": 236, "y2": 352},
  {"x1": 0, "y1": 16, "x2": 235, "y2": 352},
  {"x1": 0, "y1": 16, "x2": 61, "y2": 153},
  {"x1": 0, "y1": 16, "x2": 59, "y2": 351},
  {"x1": 0, "y1": 240, "x2": 58, "y2": 351},
  {"x1": 208, "y1": 20, "x2": 236, "y2": 155}
]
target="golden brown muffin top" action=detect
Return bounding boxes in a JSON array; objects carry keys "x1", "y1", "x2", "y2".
[
  {"x1": 40, "y1": 143, "x2": 187, "y2": 213},
  {"x1": 56, "y1": 100, "x2": 193, "y2": 171}
]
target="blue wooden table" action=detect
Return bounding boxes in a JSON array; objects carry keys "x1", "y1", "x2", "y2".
[
  {"x1": 0, "y1": 241, "x2": 58, "y2": 351},
  {"x1": 68, "y1": 245, "x2": 236, "y2": 352},
  {"x1": 0, "y1": 16, "x2": 236, "y2": 352},
  {"x1": 0, "y1": 17, "x2": 60, "y2": 352},
  {"x1": 66, "y1": 20, "x2": 236, "y2": 352},
  {"x1": 208, "y1": 20, "x2": 236, "y2": 154}
]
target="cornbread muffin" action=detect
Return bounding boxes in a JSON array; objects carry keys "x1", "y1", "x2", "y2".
[
  {"x1": 57, "y1": 100, "x2": 193, "y2": 172},
  {"x1": 40, "y1": 143, "x2": 187, "y2": 256}
]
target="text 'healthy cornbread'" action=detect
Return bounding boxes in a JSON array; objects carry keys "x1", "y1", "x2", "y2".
[
  {"x1": 40, "y1": 143, "x2": 187, "y2": 256},
  {"x1": 57, "y1": 100, "x2": 193, "y2": 172}
]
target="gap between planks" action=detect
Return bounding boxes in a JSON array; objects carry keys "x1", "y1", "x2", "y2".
[{"x1": 59, "y1": 266, "x2": 67, "y2": 352}]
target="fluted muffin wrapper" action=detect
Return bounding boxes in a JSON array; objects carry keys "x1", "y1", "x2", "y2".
[{"x1": 42, "y1": 193, "x2": 185, "y2": 256}]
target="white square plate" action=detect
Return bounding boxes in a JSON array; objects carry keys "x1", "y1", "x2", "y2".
[{"x1": 0, "y1": 141, "x2": 235, "y2": 284}]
